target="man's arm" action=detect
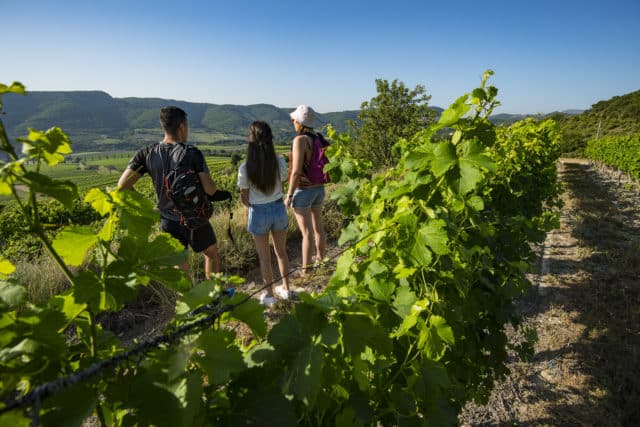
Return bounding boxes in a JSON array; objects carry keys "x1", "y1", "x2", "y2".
[
  {"x1": 118, "y1": 168, "x2": 142, "y2": 190},
  {"x1": 198, "y1": 172, "x2": 218, "y2": 196}
]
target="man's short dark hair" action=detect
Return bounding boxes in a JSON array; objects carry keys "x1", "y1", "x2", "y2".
[{"x1": 160, "y1": 106, "x2": 187, "y2": 137}]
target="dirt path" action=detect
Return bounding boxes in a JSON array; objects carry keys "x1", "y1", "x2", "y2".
[{"x1": 461, "y1": 159, "x2": 640, "y2": 426}]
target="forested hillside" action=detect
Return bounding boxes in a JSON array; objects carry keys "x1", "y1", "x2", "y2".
[
  {"x1": 1, "y1": 91, "x2": 359, "y2": 152},
  {"x1": 554, "y1": 89, "x2": 640, "y2": 154}
]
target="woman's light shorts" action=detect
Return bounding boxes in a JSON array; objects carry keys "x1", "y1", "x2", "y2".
[
  {"x1": 248, "y1": 199, "x2": 288, "y2": 235},
  {"x1": 291, "y1": 186, "x2": 325, "y2": 209}
]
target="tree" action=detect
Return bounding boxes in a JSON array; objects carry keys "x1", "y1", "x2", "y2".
[{"x1": 353, "y1": 79, "x2": 435, "y2": 168}]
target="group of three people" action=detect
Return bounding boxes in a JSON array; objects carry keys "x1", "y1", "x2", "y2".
[{"x1": 117, "y1": 105, "x2": 327, "y2": 307}]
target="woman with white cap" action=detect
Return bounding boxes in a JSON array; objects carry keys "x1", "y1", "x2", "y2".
[{"x1": 285, "y1": 104, "x2": 328, "y2": 275}]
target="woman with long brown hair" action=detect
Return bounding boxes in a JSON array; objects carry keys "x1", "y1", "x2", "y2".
[{"x1": 237, "y1": 121, "x2": 291, "y2": 306}]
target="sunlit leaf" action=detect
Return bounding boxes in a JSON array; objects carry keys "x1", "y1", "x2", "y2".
[
  {"x1": 84, "y1": 188, "x2": 113, "y2": 216},
  {"x1": 430, "y1": 315, "x2": 454, "y2": 345},
  {"x1": 52, "y1": 226, "x2": 97, "y2": 266},
  {"x1": 20, "y1": 127, "x2": 72, "y2": 166},
  {"x1": 0, "y1": 258, "x2": 16, "y2": 276},
  {"x1": 436, "y1": 94, "x2": 470, "y2": 128},
  {"x1": 0, "y1": 82, "x2": 26, "y2": 95}
]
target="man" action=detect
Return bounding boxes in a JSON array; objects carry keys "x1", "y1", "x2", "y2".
[{"x1": 118, "y1": 106, "x2": 225, "y2": 279}]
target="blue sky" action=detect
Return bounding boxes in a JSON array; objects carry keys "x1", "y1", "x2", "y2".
[{"x1": 1, "y1": 0, "x2": 639, "y2": 114}]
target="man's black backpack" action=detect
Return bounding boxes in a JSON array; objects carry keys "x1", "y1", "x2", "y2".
[{"x1": 163, "y1": 144, "x2": 213, "y2": 230}]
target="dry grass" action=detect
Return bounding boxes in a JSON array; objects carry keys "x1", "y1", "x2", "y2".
[{"x1": 15, "y1": 254, "x2": 69, "y2": 304}]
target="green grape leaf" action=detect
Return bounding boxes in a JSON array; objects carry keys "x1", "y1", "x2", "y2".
[
  {"x1": 50, "y1": 292, "x2": 87, "y2": 327},
  {"x1": 232, "y1": 388, "x2": 298, "y2": 426},
  {"x1": 0, "y1": 258, "x2": 16, "y2": 276},
  {"x1": 366, "y1": 260, "x2": 387, "y2": 277},
  {"x1": 392, "y1": 286, "x2": 417, "y2": 318},
  {"x1": 460, "y1": 138, "x2": 496, "y2": 172},
  {"x1": 410, "y1": 232, "x2": 433, "y2": 266},
  {"x1": 23, "y1": 172, "x2": 77, "y2": 209},
  {"x1": 0, "y1": 411, "x2": 30, "y2": 427},
  {"x1": 40, "y1": 383, "x2": 96, "y2": 427},
  {"x1": 419, "y1": 325, "x2": 445, "y2": 360},
  {"x1": 341, "y1": 314, "x2": 375, "y2": 356},
  {"x1": 195, "y1": 330, "x2": 246, "y2": 385},
  {"x1": 320, "y1": 322, "x2": 340, "y2": 346},
  {"x1": 19, "y1": 127, "x2": 72, "y2": 166},
  {"x1": 0, "y1": 180, "x2": 12, "y2": 196},
  {"x1": 285, "y1": 343, "x2": 325, "y2": 406},
  {"x1": 111, "y1": 189, "x2": 157, "y2": 237},
  {"x1": 431, "y1": 142, "x2": 457, "y2": 177},
  {"x1": 368, "y1": 277, "x2": 395, "y2": 302},
  {"x1": 430, "y1": 315, "x2": 455, "y2": 345},
  {"x1": 98, "y1": 215, "x2": 118, "y2": 241},
  {"x1": 227, "y1": 293, "x2": 267, "y2": 338},
  {"x1": 269, "y1": 314, "x2": 309, "y2": 354},
  {"x1": 405, "y1": 146, "x2": 435, "y2": 171},
  {"x1": 333, "y1": 250, "x2": 355, "y2": 281},
  {"x1": 113, "y1": 372, "x2": 183, "y2": 427},
  {"x1": 84, "y1": 188, "x2": 113, "y2": 216},
  {"x1": 471, "y1": 87, "x2": 487, "y2": 104},
  {"x1": 391, "y1": 299, "x2": 428, "y2": 337},
  {"x1": 467, "y1": 195, "x2": 485, "y2": 211},
  {"x1": 0, "y1": 82, "x2": 26, "y2": 95},
  {"x1": 52, "y1": 225, "x2": 98, "y2": 266},
  {"x1": 141, "y1": 234, "x2": 188, "y2": 267},
  {"x1": 181, "y1": 280, "x2": 220, "y2": 309},
  {"x1": 245, "y1": 342, "x2": 275, "y2": 368},
  {"x1": 418, "y1": 219, "x2": 449, "y2": 255},
  {"x1": 455, "y1": 161, "x2": 482, "y2": 194},
  {"x1": 436, "y1": 94, "x2": 470, "y2": 128},
  {"x1": 0, "y1": 281, "x2": 27, "y2": 308},
  {"x1": 0, "y1": 338, "x2": 39, "y2": 363},
  {"x1": 338, "y1": 221, "x2": 360, "y2": 246},
  {"x1": 72, "y1": 271, "x2": 103, "y2": 309},
  {"x1": 179, "y1": 372, "x2": 205, "y2": 427}
]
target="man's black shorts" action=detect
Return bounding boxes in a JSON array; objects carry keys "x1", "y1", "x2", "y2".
[{"x1": 160, "y1": 218, "x2": 217, "y2": 252}]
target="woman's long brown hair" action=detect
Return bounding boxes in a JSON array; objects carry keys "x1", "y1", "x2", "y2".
[{"x1": 246, "y1": 121, "x2": 280, "y2": 194}]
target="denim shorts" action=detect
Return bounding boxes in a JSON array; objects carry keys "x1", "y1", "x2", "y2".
[
  {"x1": 291, "y1": 186, "x2": 325, "y2": 209},
  {"x1": 248, "y1": 199, "x2": 288, "y2": 235}
]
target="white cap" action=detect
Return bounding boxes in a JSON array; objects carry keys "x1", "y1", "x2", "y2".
[{"x1": 289, "y1": 104, "x2": 315, "y2": 128}]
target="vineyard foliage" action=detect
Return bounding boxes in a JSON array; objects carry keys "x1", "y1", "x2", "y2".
[
  {"x1": 585, "y1": 133, "x2": 640, "y2": 180},
  {"x1": 0, "y1": 73, "x2": 561, "y2": 426}
]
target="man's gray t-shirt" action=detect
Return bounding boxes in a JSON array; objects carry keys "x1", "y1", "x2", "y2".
[{"x1": 127, "y1": 142, "x2": 209, "y2": 221}]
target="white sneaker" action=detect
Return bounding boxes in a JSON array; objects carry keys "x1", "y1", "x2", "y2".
[
  {"x1": 259, "y1": 293, "x2": 275, "y2": 307},
  {"x1": 274, "y1": 285, "x2": 292, "y2": 300}
]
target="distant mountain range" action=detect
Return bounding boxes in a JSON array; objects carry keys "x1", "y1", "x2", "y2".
[
  {"x1": 5, "y1": 88, "x2": 633, "y2": 158},
  {"x1": 1, "y1": 91, "x2": 361, "y2": 152}
]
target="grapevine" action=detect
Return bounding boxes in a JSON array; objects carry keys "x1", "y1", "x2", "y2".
[{"x1": 0, "y1": 72, "x2": 561, "y2": 426}]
